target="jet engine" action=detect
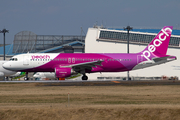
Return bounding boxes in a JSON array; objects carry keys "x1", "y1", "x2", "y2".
[{"x1": 55, "y1": 67, "x2": 76, "y2": 78}]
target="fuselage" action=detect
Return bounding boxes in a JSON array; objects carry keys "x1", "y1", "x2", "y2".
[
  {"x1": 2, "y1": 26, "x2": 176, "y2": 80},
  {"x1": 3, "y1": 53, "x2": 141, "y2": 73}
]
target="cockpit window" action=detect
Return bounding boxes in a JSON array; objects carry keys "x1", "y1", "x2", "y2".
[{"x1": 9, "y1": 58, "x2": 18, "y2": 61}]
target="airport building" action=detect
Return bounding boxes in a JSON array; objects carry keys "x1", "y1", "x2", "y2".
[
  {"x1": 85, "y1": 26, "x2": 180, "y2": 80},
  {"x1": 13, "y1": 31, "x2": 85, "y2": 54}
]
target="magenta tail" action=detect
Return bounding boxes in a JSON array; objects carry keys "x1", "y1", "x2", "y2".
[{"x1": 141, "y1": 26, "x2": 173, "y2": 60}]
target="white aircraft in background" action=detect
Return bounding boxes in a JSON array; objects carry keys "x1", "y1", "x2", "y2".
[
  {"x1": 0, "y1": 61, "x2": 17, "y2": 80},
  {"x1": 33, "y1": 72, "x2": 56, "y2": 80},
  {"x1": 10, "y1": 72, "x2": 22, "y2": 77}
]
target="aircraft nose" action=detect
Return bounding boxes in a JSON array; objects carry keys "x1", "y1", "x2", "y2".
[{"x1": 2, "y1": 62, "x2": 11, "y2": 70}]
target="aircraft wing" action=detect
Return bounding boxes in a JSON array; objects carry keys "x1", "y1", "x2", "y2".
[{"x1": 63, "y1": 60, "x2": 104, "y2": 71}]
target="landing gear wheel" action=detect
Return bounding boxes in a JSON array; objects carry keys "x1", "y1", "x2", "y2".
[
  {"x1": 24, "y1": 77, "x2": 29, "y2": 81},
  {"x1": 82, "y1": 75, "x2": 88, "y2": 80},
  {"x1": 5, "y1": 77, "x2": 9, "y2": 81},
  {"x1": 24, "y1": 72, "x2": 29, "y2": 81}
]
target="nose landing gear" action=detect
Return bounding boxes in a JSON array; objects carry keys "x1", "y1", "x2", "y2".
[{"x1": 24, "y1": 72, "x2": 29, "y2": 81}]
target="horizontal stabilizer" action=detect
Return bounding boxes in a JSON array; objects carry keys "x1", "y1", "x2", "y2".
[{"x1": 152, "y1": 56, "x2": 177, "y2": 62}]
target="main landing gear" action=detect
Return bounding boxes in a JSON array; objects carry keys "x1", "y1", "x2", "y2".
[
  {"x1": 82, "y1": 74, "x2": 88, "y2": 80},
  {"x1": 24, "y1": 72, "x2": 29, "y2": 81}
]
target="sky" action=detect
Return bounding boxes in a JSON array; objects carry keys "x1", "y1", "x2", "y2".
[{"x1": 0, "y1": 0, "x2": 180, "y2": 44}]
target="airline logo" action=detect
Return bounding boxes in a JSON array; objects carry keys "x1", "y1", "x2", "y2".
[
  {"x1": 31, "y1": 55, "x2": 50, "y2": 59},
  {"x1": 142, "y1": 27, "x2": 172, "y2": 61}
]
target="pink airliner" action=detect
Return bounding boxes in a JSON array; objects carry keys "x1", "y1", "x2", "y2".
[{"x1": 3, "y1": 26, "x2": 176, "y2": 80}]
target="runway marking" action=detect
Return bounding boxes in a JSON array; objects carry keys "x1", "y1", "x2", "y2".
[{"x1": 112, "y1": 81, "x2": 120, "y2": 83}]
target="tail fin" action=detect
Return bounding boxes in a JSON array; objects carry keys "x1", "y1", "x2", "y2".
[{"x1": 141, "y1": 26, "x2": 173, "y2": 61}]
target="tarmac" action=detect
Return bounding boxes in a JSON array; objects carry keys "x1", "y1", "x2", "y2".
[{"x1": 0, "y1": 80, "x2": 180, "y2": 86}]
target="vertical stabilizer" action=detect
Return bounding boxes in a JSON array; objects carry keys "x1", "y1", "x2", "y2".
[{"x1": 141, "y1": 26, "x2": 173, "y2": 61}]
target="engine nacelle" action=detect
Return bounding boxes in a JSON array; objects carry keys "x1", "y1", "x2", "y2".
[
  {"x1": 0, "y1": 72, "x2": 4, "y2": 77},
  {"x1": 55, "y1": 67, "x2": 75, "y2": 78}
]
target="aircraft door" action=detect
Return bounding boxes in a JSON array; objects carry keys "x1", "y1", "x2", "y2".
[
  {"x1": 72, "y1": 58, "x2": 75, "y2": 63},
  {"x1": 68, "y1": 58, "x2": 75, "y2": 63},
  {"x1": 23, "y1": 55, "x2": 29, "y2": 65}
]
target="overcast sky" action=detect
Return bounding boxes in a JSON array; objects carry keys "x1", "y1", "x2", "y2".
[{"x1": 0, "y1": 0, "x2": 180, "y2": 44}]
